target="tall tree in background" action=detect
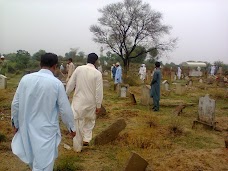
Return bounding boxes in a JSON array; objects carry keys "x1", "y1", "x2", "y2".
[
  {"x1": 90, "y1": 0, "x2": 176, "y2": 73},
  {"x1": 32, "y1": 50, "x2": 46, "y2": 61},
  {"x1": 15, "y1": 50, "x2": 31, "y2": 69}
]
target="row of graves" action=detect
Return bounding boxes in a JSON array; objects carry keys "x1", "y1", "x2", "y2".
[{"x1": 99, "y1": 69, "x2": 228, "y2": 170}]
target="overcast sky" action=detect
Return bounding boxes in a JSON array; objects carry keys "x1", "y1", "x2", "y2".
[{"x1": 1, "y1": 0, "x2": 228, "y2": 64}]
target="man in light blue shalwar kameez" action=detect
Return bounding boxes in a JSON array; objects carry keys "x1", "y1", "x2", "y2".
[
  {"x1": 11, "y1": 53, "x2": 76, "y2": 171},
  {"x1": 114, "y1": 62, "x2": 122, "y2": 84}
]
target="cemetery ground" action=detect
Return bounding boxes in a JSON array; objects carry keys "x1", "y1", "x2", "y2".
[{"x1": 0, "y1": 73, "x2": 228, "y2": 171}]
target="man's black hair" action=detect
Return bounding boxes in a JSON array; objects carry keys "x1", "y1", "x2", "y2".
[
  {"x1": 155, "y1": 61, "x2": 160, "y2": 68},
  {"x1": 40, "y1": 53, "x2": 58, "y2": 68},
  {"x1": 87, "y1": 53, "x2": 98, "y2": 65},
  {"x1": 68, "y1": 58, "x2": 73, "y2": 62}
]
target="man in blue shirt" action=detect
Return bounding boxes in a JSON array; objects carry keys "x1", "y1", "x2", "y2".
[{"x1": 11, "y1": 53, "x2": 76, "y2": 171}]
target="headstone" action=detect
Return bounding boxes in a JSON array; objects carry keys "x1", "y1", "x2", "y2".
[
  {"x1": 103, "y1": 71, "x2": 108, "y2": 76},
  {"x1": 124, "y1": 152, "x2": 149, "y2": 171},
  {"x1": 141, "y1": 85, "x2": 153, "y2": 105},
  {"x1": 193, "y1": 94, "x2": 216, "y2": 129},
  {"x1": 199, "y1": 78, "x2": 203, "y2": 83},
  {"x1": 103, "y1": 80, "x2": 110, "y2": 89},
  {"x1": 130, "y1": 93, "x2": 137, "y2": 105},
  {"x1": 185, "y1": 76, "x2": 190, "y2": 81},
  {"x1": 218, "y1": 67, "x2": 223, "y2": 75},
  {"x1": 189, "y1": 70, "x2": 202, "y2": 77},
  {"x1": 171, "y1": 72, "x2": 175, "y2": 82},
  {"x1": 0, "y1": 74, "x2": 7, "y2": 89},
  {"x1": 162, "y1": 80, "x2": 169, "y2": 91},
  {"x1": 93, "y1": 118, "x2": 126, "y2": 145},
  {"x1": 120, "y1": 86, "x2": 127, "y2": 98},
  {"x1": 175, "y1": 83, "x2": 185, "y2": 95},
  {"x1": 188, "y1": 80, "x2": 193, "y2": 86}
]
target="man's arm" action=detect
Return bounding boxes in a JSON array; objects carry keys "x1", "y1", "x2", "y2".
[
  {"x1": 58, "y1": 83, "x2": 76, "y2": 133},
  {"x1": 151, "y1": 71, "x2": 158, "y2": 85},
  {"x1": 11, "y1": 83, "x2": 21, "y2": 132},
  {"x1": 95, "y1": 74, "x2": 103, "y2": 113},
  {"x1": 66, "y1": 69, "x2": 77, "y2": 96}
]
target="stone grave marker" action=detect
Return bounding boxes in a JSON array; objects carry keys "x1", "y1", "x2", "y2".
[
  {"x1": 120, "y1": 85, "x2": 128, "y2": 98},
  {"x1": 188, "y1": 80, "x2": 193, "y2": 86},
  {"x1": 124, "y1": 152, "x2": 149, "y2": 171},
  {"x1": 141, "y1": 85, "x2": 153, "y2": 105},
  {"x1": 175, "y1": 83, "x2": 185, "y2": 95},
  {"x1": 199, "y1": 78, "x2": 203, "y2": 83},
  {"x1": 171, "y1": 72, "x2": 175, "y2": 82},
  {"x1": 129, "y1": 93, "x2": 137, "y2": 105},
  {"x1": 193, "y1": 94, "x2": 216, "y2": 129},
  {"x1": 103, "y1": 71, "x2": 109, "y2": 76},
  {"x1": 162, "y1": 80, "x2": 169, "y2": 91},
  {"x1": 93, "y1": 118, "x2": 126, "y2": 145},
  {"x1": 103, "y1": 80, "x2": 110, "y2": 89},
  {"x1": 0, "y1": 74, "x2": 7, "y2": 89}
]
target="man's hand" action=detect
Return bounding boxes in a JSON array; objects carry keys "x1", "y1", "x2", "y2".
[
  {"x1": 13, "y1": 127, "x2": 18, "y2": 134},
  {"x1": 96, "y1": 108, "x2": 101, "y2": 114},
  {"x1": 70, "y1": 131, "x2": 76, "y2": 138}
]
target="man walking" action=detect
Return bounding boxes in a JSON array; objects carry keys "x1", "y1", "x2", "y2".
[
  {"x1": 66, "y1": 58, "x2": 75, "y2": 82},
  {"x1": 150, "y1": 62, "x2": 161, "y2": 111},
  {"x1": 66, "y1": 53, "x2": 103, "y2": 152},
  {"x1": 11, "y1": 53, "x2": 76, "y2": 171}
]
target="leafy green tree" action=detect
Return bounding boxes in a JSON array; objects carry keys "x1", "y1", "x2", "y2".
[
  {"x1": 130, "y1": 46, "x2": 147, "y2": 63},
  {"x1": 32, "y1": 50, "x2": 46, "y2": 61},
  {"x1": 90, "y1": 0, "x2": 176, "y2": 73},
  {"x1": 15, "y1": 50, "x2": 31, "y2": 69}
]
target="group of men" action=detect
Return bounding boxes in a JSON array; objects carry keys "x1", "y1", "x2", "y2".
[
  {"x1": 11, "y1": 52, "x2": 103, "y2": 170},
  {"x1": 10, "y1": 52, "x2": 162, "y2": 170},
  {"x1": 111, "y1": 62, "x2": 122, "y2": 87}
]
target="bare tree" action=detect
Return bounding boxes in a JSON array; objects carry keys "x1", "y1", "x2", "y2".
[{"x1": 90, "y1": 0, "x2": 176, "y2": 73}]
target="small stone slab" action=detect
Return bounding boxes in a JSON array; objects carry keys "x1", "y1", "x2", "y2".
[
  {"x1": 94, "y1": 119, "x2": 126, "y2": 145},
  {"x1": 124, "y1": 152, "x2": 149, "y2": 171},
  {"x1": 173, "y1": 104, "x2": 186, "y2": 116},
  {"x1": 130, "y1": 93, "x2": 137, "y2": 105}
]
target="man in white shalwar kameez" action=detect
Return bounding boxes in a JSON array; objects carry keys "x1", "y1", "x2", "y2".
[
  {"x1": 11, "y1": 53, "x2": 76, "y2": 171},
  {"x1": 177, "y1": 66, "x2": 182, "y2": 80},
  {"x1": 139, "y1": 64, "x2": 146, "y2": 82},
  {"x1": 66, "y1": 53, "x2": 103, "y2": 152},
  {"x1": 66, "y1": 58, "x2": 75, "y2": 82}
]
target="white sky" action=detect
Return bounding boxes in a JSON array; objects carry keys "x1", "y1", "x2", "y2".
[{"x1": 0, "y1": 0, "x2": 228, "y2": 64}]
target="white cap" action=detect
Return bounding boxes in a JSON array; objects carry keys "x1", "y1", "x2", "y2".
[
  {"x1": 116, "y1": 62, "x2": 120, "y2": 65},
  {"x1": 1, "y1": 55, "x2": 4, "y2": 59}
]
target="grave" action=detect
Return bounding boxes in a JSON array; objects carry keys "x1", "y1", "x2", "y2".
[
  {"x1": 129, "y1": 93, "x2": 137, "y2": 105},
  {"x1": 93, "y1": 118, "x2": 126, "y2": 145},
  {"x1": 199, "y1": 78, "x2": 203, "y2": 83},
  {"x1": 162, "y1": 80, "x2": 169, "y2": 91},
  {"x1": 120, "y1": 85, "x2": 128, "y2": 98},
  {"x1": 124, "y1": 152, "x2": 149, "y2": 171},
  {"x1": 175, "y1": 83, "x2": 185, "y2": 95},
  {"x1": 188, "y1": 80, "x2": 193, "y2": 86},
  {"x1": 141, "y1": 85, "x2": 153, "y2": 105},
  {"x1": 103, "y1": 80, "x2": 110, "y2": 89},
  {"x1": 170, "y1": 72, "x2": 175, "y2": 82},
  {"x1": 103, "y1": 71, "x2": 109, "y2": 76},
  {"x1": 193, "y1": 94, "x2": 216, "y2": 129},
  {"x1": 0, "y1": 74, "x2": 7, "y2": 89}
]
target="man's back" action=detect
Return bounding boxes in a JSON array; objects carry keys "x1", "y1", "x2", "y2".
[{"x1": 75, "y1": 65, "x2": 101, "y2": 101}]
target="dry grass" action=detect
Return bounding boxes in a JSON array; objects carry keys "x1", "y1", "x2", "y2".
[{"x1": 0, "y1": 73, "x2": 228, "y2": 171}]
